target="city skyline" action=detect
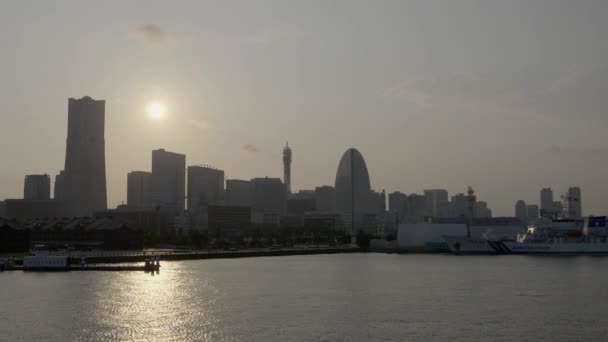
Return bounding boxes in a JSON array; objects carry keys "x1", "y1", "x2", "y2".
[{"x1": 1, "y1": 1, "x2": 607, "y2": 216}]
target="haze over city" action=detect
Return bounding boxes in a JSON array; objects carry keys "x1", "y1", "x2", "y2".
[{"x1": 2, "y1": 0, "x2": 607, "y2": 216}]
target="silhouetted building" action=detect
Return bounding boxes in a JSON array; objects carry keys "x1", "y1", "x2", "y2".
[
  {"x1": 0, "y1": 201, "x2": 5, "y2": 218},
  {"x1": 526, "y1": 204, "x2": 539, "y2": 220},
  {"x1": 150, "y1": 149, "x2": 186, "y2": 213},
  {"x1": 286, "y1": 197, "x2": 316, "y2": 216},
  {"x1": 4, "y1": 199, "x2": 57, "y2": 220},
  {"x1": 187, "y1": 165, "x2": 224, "y2": 211},
  {"x1": 56, "y1": 96, "x2": 107, "y2": 216},
  {"x1": 314, "y1": 186, "x2": 335, "y2": 212},
  {"x1": 540, "y1": 187, "x2": 553, "y2": 218},
  {"x1": 251, "y1": 177, "x2": 286, "y2": 217},
  {"x1": 283, "y1": 142, "x2": 292, "y2": 195},
  {"x1": 476, "y1": 201, "x2": 492, "y2": 218},
  {"x1": 24, "y1": 174, "x2": 51, "y2": 201},
  {"x1": 304, "y1": 212, "x2": 341, "y2": 230},
  {"x1": 208, "y1": 205, "x2": 251, "y2": 237},
  {"x1": 334, "y1": 148, "x2": 373, "y2": 235},
  {"x1": 54, "y1": 171, "x2": 66, "y2": 201},
  {"x1": 0, "y1": 221, "x2": 29, "y2": 252},
  {"x1": 388, "y1": 191, "x2": 407, "y2": 222},
  {"x1": 226, "y1": 179, "x2": 252, "y2": 207},
  {"x1": 567, "y1": 187, "x2": 582, "y2": 218},
  {"x1": 127, "y1": 171, "x2": 152, "y2": 208},
  {"x1": 515, "y1": 200, "x2": 527, "y2": 222},
  {"x1": 424, "y1": 189, "x2": 449, "y2": 218}
]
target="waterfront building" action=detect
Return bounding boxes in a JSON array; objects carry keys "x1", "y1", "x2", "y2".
[
  {"x1": 150, "y1": 149, "x2": 186, "y2": 213},
  {"x1": 567, "y1": 187, "x2": 582, "y2": 218},
  {"x1": 226, "y1": 179, "x2": 252, "y2": 207},
  {"x1": 251, "y1": 177, "x2": 286, "y2": 219},
  {"x1": 187, "y1": 165, "x2": 224, "y2": 211},
  {"x1": 515, "y1": 200, "x2": 527, "y2": 222},
  {"x1": 540, "y1": 188, "x2": 553, "y2": 217},
  {"x1": 4, "y1": 199, "x2": 57, "y2": 220},
  {"x1": 283, "y1": 142, "x2": 292, "y2": 195},
  {"x1": 208, "y1": 205, "x2": 251, "y2": 237},
  {"x1": 526, "y1": 204, "x2": 539, "y2": 220},
  {"x1": 424, "y1": 189, "x2": 449, "y2": 218},
  {"x1": 127, "y1": 171, "x2": 151, "y2": 208},
  {"x1": 56, "y1": 96, "x2": 107, "y2": 216},
  {"x1": 334, "y1": 148, "x2": 373, "y2": 236},
  {"x1": 24, "y1": 174, "x2": 51, "y2": 201},
  {"x1": 314, "y1": 186, "x2": 335, "y2": 212},
  {"x1": 475, "y1": 201, "x2": 492, "y2": 218}
]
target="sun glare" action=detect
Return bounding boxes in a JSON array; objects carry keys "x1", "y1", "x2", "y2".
[{"x1": 148, "y1": 102, "x2": 166, "y2": 120}]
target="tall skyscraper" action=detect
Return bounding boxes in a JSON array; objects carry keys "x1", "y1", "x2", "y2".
[
  {"x1": 250, "y1": 177, "x2": 286, "y2": 215},
  {"x1": 334, "y1": 148, "x2": 373, "y2": 236},
  {"x1": 226, "y1": 179, "x2": 252, "y2": 207},
  {"x1": 540, "y1": 188, "x2": 553, "y2": 217},
  {"x1": 187, "y1": 165, "x2": 224, "y2": 212},
  {"x1": 515, "y1": 200, "x2": 527, "y2": 222},
  {"x1": 24, "y1": 174, "x2": 51, "y2": 200},
  {"x1": 127, "y1": 171, "x2": 152, "y2": 208},
  {"x1": 424, "y1": 189, "x2": 449, "y2": 218},
  {"x1": 526, "y1": 204, "x2": 539, "y2": 220},
  {"x1": 57, "y1": 96, "x2": 107, "y2": 216},
  {"x1": 567, "y1": 187, "x2": 582, "y2": 218},
  {"x1": 150, "y1": 149, "x2": 186, "y2": 212},
  {"x1": 283, "y1": 142, "x2": 292, "y2": 195}
]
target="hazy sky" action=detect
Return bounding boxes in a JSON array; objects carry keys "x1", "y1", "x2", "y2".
[{"x1": 1, "y1": 0, "x2": 607, "y2": 216}]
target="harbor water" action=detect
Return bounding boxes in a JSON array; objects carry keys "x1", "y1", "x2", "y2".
[{"x1": 1, "y1": 253, "x2": 607, "y2": 341}]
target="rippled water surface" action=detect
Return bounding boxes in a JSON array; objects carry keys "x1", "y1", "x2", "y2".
[{"x1": 2, "y1": 253, "x2": 608, "y2": 341}]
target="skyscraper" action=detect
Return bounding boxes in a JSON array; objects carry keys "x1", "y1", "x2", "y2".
[
  {"x1": 127, "y1": 171, "x2": 152, "y2": 208},
  {"x1": 515, "y1": 200, "x2": 527, "y2": 222},
  {"x1": 283, "y1": 142, "x2": 292, "y2": 195},
  {"x1": 24, "y1": 174, "x2": 51, "y2": 201},
  {"x1": 187, "y1": 165, "x2": 224, "y2": 211},
  {"x1": 250, "y1": 177, "x2": 286, "y2": 215},
  {"x1": 57, "y1": 96, "x2": 107, "y2": 216},
  {"x1": 226, "y1": 179, "x2": 252, "y2": 207},
  {"x1": 334, "y1": 148, "x2": 373, "y2": 236},
  {"x1": 150, "y1": 149, "x2": 186, "y2": 212},
  {"x1": 526, "y1": 204, "x2": 539, "y2": 220},
  {"x1": 424, "y1": 189, "x2": 449, "y2": 218},
  {"x1": 567, "y1": 187, "x2": 582, "y2": 218},
  {"x1": 540, "y1": 188, "x2": 553, "y2": 217}
]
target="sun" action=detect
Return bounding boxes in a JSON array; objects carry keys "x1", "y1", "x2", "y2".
[{"x1": 147, "y1": 102, "x2": 166, "y2": 120}]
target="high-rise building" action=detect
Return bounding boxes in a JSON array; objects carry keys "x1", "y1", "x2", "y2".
[
  {"x1": 314, "y1": 186, "x2": 335, "y2": 212},
  {"x1": 250, "y1": 177, "x2": 286, "y2": 217},
  {"x1": 526, "y1": 204, "x2": 539, "y2": 220},
  {"x1": 515, "y1": 200, "x2": 527, "y2": 222},
  {"x1": 283, "y1": 142, "x2": 292, "y2": 195},
  {"x1": 127, "y1": 171, "x2": 152, "y2": 208},
  {"x1": 57, "y1": 96, "x2": 107, "y2": 216},
  {"x1": 226, "y1": 179, "x2": 252, "y2": 207},
  {"x1": 54, "y1": 171, "x2": 66, "y2": 201},
  {"x1": 334, "y1": 148, "x2": 373, "y2": 235},
  {"x1": 566, "y1": 187, "x2": 582, "y2": 218},
  {"x1": 187, "y1": 165, "x2": 224, "y2": 212},
  {"x1": 388, "y1": 191, "x2": 407, "y2": 218},
  {"x1": 476, "y1": 201, "x2": 492, "y2": 218},
  {"x1": 540, "y1": 188, "x2": 553, "y2": 217},
  {"x1": 24, "y1": 174, "x2": 51, "y2": 201},
  {"x1": 150, "y1": 149, "x2": 186, "y2": 212},
  {"x1": 424, "y1": 189, "x2": 449, "y2": 218}
]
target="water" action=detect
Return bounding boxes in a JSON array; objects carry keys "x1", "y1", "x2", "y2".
[{"x1": 2, "y1": 253, "x2": 608, "y2": 341}]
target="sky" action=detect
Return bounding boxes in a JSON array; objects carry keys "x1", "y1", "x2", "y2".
[{"x1": 1, "y1": 0, "x2": 607, "y2": 216}]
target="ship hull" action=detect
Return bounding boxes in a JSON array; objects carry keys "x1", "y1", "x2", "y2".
[{"x1": 446, "y1": 237, "x2": 608, "y2": 254}]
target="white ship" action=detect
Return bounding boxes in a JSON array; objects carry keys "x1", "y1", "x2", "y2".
[{"x1": 447, "y1": 217, "x2": 608, "y2": 254}]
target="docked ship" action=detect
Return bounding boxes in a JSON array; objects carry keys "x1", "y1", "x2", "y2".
[{"x1": 447, "y1": 217, "x2": 608, "y2": 254}]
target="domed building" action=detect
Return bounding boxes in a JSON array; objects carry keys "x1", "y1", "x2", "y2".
[{"x1": 334, "y1": 148, "x2": 373, "y2": 236}]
